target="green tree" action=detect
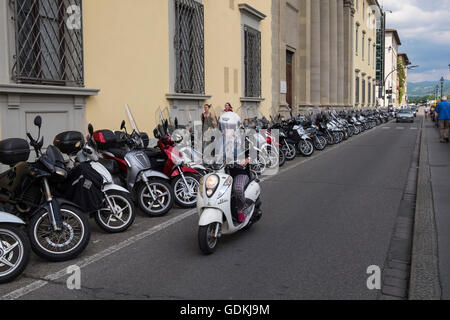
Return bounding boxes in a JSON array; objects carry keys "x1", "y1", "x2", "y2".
[{"x1": 397, "y1": 58, "x2": 406, "y2": 104}]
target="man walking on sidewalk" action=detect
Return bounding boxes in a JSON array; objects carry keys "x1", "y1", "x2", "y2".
[{"x1": 436, "y1": 96, "x2": 450, "y2": 143}]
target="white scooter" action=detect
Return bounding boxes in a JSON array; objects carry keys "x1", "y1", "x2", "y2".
[
  {"x1": 197, "y1": 164, "x2": 262, "y2": 254},
  {"x1": 0, "y1": 212, "x2": 30, "y2": 283}
]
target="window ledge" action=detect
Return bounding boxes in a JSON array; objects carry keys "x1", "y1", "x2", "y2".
[
  {"x1": 0, "y1": 84, "x2": 100, "y2": 96},
  {"x1": 166, "y1": 93, "x2": 212, "y2": 101},
  {"x1": 238, "y1": 3, "x2": 266, "y2": 21},
  {"x1": 240, "y1": 97, "x2": 265, "y2": 102}
]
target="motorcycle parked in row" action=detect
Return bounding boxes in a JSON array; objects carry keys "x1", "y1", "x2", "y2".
[
  {"x1": 0, "y1": 116, "x2": 90, "y2": 262},
  {"x1": 0, "y1": 212, "x2": 30, "y2": 283},
  {"x1": 94, "y1": 119, "x2": 175, "y2": 217},
  {"x1": 53, "y1": 128, "x2": 136, "y2": 233},
  {"x1": 153, "y1": 120, "x2": 202, "y2": 208}
]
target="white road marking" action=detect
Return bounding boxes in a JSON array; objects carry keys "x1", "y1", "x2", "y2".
[
  {"x1": 1, "y1": 210, "x2": 196, "y2": 300},
  {"x1": 382, "y1": 127, "x2": 391, "y2": 130},
  {"x1": 0, "y1": 121, "x2": 387, "y2": 300},
  {"x1": 396, "y1": 127, "x2": 405, "y2": 130}
]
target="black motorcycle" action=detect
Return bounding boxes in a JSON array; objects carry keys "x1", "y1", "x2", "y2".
[{"x1": 0, "y1": 116, "x2": 90, "y2": 262}]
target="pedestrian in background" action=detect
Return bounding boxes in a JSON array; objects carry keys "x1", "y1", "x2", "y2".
[
  {"x1": 424, "y1": 105, "x2": 430, "y2": 120},
  {"x1": 435, "y1": 96, "x2": 450, "y2": 143},
  {"x1": 201, "y1": 104, "x2": 217, "y2": 131}
]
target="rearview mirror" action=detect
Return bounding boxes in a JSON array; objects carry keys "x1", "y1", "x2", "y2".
[
  {"x1": 153, "y1": 128, "x2": 160, "y2": 139},
  {"x1": 34, "y1": 116, "x2": 42, "y2": 128},
  {"x1": 120, "y1": 120, "x2": 126, "y2": 130},
  {"x1": 88, "y1": 123, "x2": 94, "y2": 136},
  {"x1": 174, "y1": 117, "x2": 179, "y2": 129}
]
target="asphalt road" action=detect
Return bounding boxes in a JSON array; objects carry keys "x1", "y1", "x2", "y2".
[{"x1": 0, "y1": 118, "x2": 421, "y2": 300}]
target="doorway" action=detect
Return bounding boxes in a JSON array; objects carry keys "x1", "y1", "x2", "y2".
[{"x1": 286, "y1": 50, "x2": 294, "y2": 109}]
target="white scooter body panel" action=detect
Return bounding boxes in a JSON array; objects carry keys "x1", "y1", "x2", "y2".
[
  {"x1": 0, "y1": 211, "x2": 26, "y2": 225},
  {"x1": 89, "y1": 161, "x2": 130, "y2": 194},
  {"x1": 90, "y1": 161, "x2": 113, "y2": 184},
  {"x1": 245, "y1": 181, "x2": 260, "y2": 203}
]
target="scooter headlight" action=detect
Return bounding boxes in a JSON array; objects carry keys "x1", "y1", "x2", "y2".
[
  {"x1": 217, "y1": 176, "x2": 233, "y2": 199},
  {"x1": 205, "y1": 174, "x2": 219, "y2": 197}
]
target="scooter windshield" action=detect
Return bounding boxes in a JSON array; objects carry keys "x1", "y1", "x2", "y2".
[
  {"x1": 155, "y1": 107, "x2": 173, "y2": 132},
  {"x1": 125, "y1": 104, "x2": 140, "y2": 134}
]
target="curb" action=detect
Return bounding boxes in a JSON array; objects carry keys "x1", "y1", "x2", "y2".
[
  {"x1": 379, "y1": 120, "x2": 421, "y2": 300},
  {"x1": 409, "y1": 119, "x2": 442, "y2": 299}
]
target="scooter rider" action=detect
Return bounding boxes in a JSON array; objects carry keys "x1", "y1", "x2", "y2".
[{"x1": 219, "y1": 103, "x2": 251, "y2": 224}]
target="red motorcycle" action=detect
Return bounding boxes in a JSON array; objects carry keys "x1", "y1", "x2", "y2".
[{"x1": 153, "y1": 123, "x2": 201, "y2": 208}]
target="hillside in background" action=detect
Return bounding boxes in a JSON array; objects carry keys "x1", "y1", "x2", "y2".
[{"x1": 408, "y1": 81, "x2": 450, "y2": 97}]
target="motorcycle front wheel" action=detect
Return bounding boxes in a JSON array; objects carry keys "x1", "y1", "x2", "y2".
[
  {"x1": 298, "y1": 140, "x2": 314, "y2": 157},
  {"x1": 326, "y1": 133, "x2": 335, "y2": 145},
  {"x1": 28, "y1": 205, "x2": 90, "y2": 262},
  {"x1": 313, "y1": 136, "x2": 327, "y2": 151},
  {"x1": 282, "y1": 143, "x2": 297, "y2": 161},
  {"x1": 198, "y1": 223, "x2": 220, "y2": 255},
  {"x1": 172, "y1": 173, "x2": 200, "y2": 208},
  {"x1": 137, "y1": 179, "x2": 174, "y2": 217},
  {"x1": 95, "y1": 190, "x2": 135, "y2": 233},
  {"x1": 0, "y1": 224, "x2": 30, "y2": 284}
]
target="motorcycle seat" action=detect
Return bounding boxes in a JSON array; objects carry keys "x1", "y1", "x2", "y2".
[
  {"x1": 106, "y1": 148, "x2": 129, "y2": 159},
  {"x1": 98, "y1": 158, "x2": 120, "y2": 175},
  {"x1": 144, "y1": 148, "x2": 163, "y2": 159}
]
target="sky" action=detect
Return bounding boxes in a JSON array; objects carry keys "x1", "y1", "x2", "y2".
[{"x1": 381, "y1": 0, "x2": 450, "y2": 83}]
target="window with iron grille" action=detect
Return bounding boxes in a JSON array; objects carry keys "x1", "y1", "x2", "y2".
[
  {"x1": 355, "y1": 75, "x2": 360, "y2": 104},
  {"x1": 362, "y1": 79, "x2": 366, "y2": 104},
  {"x1": 174, "y1": 0, "x2": 204, "y2": 94},
  {"x1": 373, "y1": 83, "x2": 376, "y2": 104},
  {"x1": 13, "y1": 0, "x2": 84, "y2": 86},
  {"x1": 244, "y1": 25, "x2": 261, "y2": 98}
]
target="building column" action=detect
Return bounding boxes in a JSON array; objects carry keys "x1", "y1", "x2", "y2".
[
  {"x1": 279, "y1": 0, "x2": 289, "y2": 112},
  {"x1": 337, "y1": 0, "x2": 345, "y2": 106},
  {"x1": 0, "y1": 0, "x2": 11, "y2": 84},
  {"x1": 310, "y1": 0, "x2": 321, "y2": 106},
  {"x1": 298, "y1": 0, "x2": 311, "y2": 108},
  {"x1": 343, "y1": 0, "x2": 355, "y2": 107},
  {"x1": 329, "y1": 0, "x2": 338, "y2": 107},
  {"x1": 320, "y1": 0, "x2": 330, "y2": 106}
]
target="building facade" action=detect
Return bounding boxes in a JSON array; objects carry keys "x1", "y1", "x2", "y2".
[
  {"x1": 398, "y1": 53, "x2": 411, "y2": 104},
  {"x1": 0, "y1": 0, "x2": 98, "y2": 144},
  {"x1": 353, "y1": 0, "x2": 379, "y2": 109},
  {"x1": 272, "y1": 0, "x2": 362, "y2": 115},
  {"x1": 83, "y1": 0, "x2": 273, "y2": 134},
  {"x1": 0, "y1": 0, "x2": 390, "y2": 146},
  {"x1": 383, "y1": 29, "x2": 401, "y2": 107}
]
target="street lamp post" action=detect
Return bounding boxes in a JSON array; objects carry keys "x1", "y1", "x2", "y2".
[
  {"x1": 382, "y1": 65, "x2": 418, "y2": 107},
  {"x1": 440, "y1": 76, "x2": 445, "y2": 100}
]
